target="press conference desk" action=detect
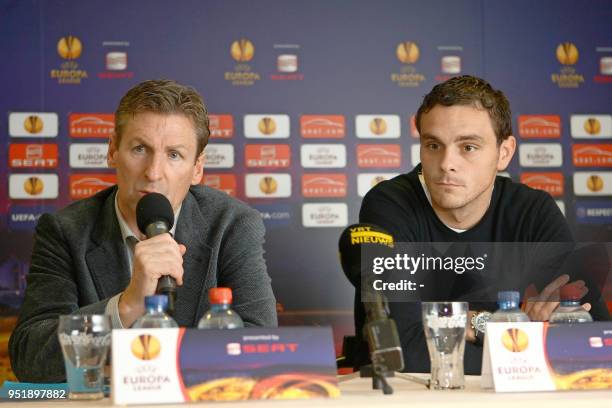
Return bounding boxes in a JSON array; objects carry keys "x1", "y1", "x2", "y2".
[{"x1": 8, "y1": 375, "x2": 612, "y2": 408}]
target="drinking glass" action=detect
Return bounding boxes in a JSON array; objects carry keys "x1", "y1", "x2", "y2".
[
  {"x1": 422, "y1": 302, "x2": 467, "y2": 390},
  {"x1": 57, "y1": 314, "x2": 111, "y2": 400}
]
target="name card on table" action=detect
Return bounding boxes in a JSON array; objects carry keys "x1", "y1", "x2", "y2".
[
  {"x1": 481, "y1": 322, "x2": 612, "y2": 392},
  {"x1": 112, "y1": 327, "x2": 339, "y2": 405}
]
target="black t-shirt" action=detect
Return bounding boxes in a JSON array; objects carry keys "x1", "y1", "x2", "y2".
[{"x1": 357, "y1": 164, "x2": 609, "y2": 374}]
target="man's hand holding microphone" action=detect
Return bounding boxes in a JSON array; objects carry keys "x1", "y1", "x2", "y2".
[{"x1": 118, "y1": 193, "x2": 182, "y2": 327}]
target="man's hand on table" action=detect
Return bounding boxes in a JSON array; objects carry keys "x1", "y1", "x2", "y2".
[
  {"x1": 524, "y1": 274, "x2": 590, "y2": 321},
  {"x1": 465, "y1": 274, "x2": 591, "y2": 344}
]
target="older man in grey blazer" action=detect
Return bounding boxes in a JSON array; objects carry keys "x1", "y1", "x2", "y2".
[{"x1": 9, "y1": 79, "x2": 277, "y2": 382}]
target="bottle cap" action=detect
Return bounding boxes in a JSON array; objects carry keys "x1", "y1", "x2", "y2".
[
  {"x1": 209, "y1": 287, "x2": 233, "y2": 305},
  {"x1": 560, "y1": 284, "x2": 582, "y2": 301},
  {"x1": 497, "y1": 290, "x2": 520, "y2": 304},
  {"x1": 144, "y1": 294, "x2": 168, "y2": 310}
]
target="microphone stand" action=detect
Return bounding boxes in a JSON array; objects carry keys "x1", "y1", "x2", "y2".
[
  {"x1": 362, "y1": 363, "x2": 395, "y2": 395},
  {"x1": 338, "y1": 292, "x2": 432, "y2": 394},
  {"x1": 338, "y1": 363, "x2": 430, "y2": 394}
]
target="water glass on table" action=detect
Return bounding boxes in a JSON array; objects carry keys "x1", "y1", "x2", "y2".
[
  {"x1": 421, "y1": 302, "x2": 467, "y2": 390},
  {"x1": 57, "y1": 314, "x2": 111, "y2": 400}
]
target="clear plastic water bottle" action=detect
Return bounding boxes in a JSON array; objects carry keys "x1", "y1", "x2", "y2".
[
  {"x1": 550, "y1": 284, "x2": 592, "y2": 323},
  {"x1": 490, "y1": 291, "x2": 530, "y2": 322},
  {"x1": 198, "y1": 287, "x2": 244, "y2": 329},
  {"x1": 132, "y1": 295, "x2": 178, "y2": 328}
]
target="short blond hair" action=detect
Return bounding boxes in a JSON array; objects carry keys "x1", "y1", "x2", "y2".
[{"x1": 114, "y1": 79, "x2": 210, "y2": 158}]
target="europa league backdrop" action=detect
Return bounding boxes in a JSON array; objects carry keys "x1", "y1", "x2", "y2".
[{"x1": 0, "y1": 0, "x2": 611, "y2": 381}]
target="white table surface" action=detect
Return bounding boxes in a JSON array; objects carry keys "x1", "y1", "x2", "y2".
[{"x1": 5, "y1": 374, "x2": 611, "y2": 408}]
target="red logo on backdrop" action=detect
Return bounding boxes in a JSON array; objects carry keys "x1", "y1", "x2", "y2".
[
  {"x1": 70, "y1": 174, "x2": 116, "y2": 199},
  {"x1": 357, "y1": 144, "x2": 401, "y2": 168},
  {"x1": 520, "y1": 172, "x2": 564, "y2": 196},
  {"x1": 300, "y1": 115, "x2": 345, "y2": 138},
  {"x1": 245, "y1": 145, "x2": 291, "y2": 168},
  {"x1": 302, "y1": 174, "x2": 347, "y2": 197},
  {"x1": 242, "y1": 343, "x2": 298, "y2": 354},
  {"x1": 410, "y1": 114, "x2": 419, "y2": 138},
  {"x1": 518, "y1": 115, "x2": 561, "y2": 138},
  {"x1": 572, "y1": 144, "x2": 612, "y2": 167},
  {"x1": 209, "y1": 114, "x2": 234, "y2": 139},
  {"x1": 201, "y1": 174, "x2": 237, "y2": 197},
  {"x1": 69, "y1": 113, "x2": 115, "y2": 138},
  {"x1": 9, "y1": 144, "x2": 58, "y2": 168}
]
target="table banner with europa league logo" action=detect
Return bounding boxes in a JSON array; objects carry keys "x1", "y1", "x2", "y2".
[
  {"x1": 481, "y1": 322, "x2": 612, "y2": 392},
  {"x1": 112, "y1": 327, "x2": 339, "y2": 405}
]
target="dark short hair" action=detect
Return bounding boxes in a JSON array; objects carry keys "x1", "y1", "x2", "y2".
[
  {"x1": 415, "y1": 75, "x2": 512, "y2": 144},
  {"x1": 114, "y1": 79, "x2": 210, "y2": 158}
]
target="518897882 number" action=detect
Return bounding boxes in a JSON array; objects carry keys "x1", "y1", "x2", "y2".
[{"x1": 7, "y1": 389, "x2": 66, "y2": 399}]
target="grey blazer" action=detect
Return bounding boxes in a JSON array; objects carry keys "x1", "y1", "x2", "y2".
[{"x1": 9, "y1": 185, "x2": 277, "y2": 382}]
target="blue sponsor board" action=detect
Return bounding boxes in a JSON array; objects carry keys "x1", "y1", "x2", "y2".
[
  {"x1": 253, "y1": 204, "x2": 292, "y2": 228},
  {"x1": 576, "y1": 201, "x2": 612, "y2": 224},
  {"x1": 8, "y1": 205, "x2": 55, "y2": 231},
  {"x1": 546, "y1": 322, "x2": 612, "y2": 382},
  {"x1": 1, "y1": 0, "x2": 611, "y2": 334},
  {"x1": 178, "y1": 327, "x2": 339, "y2": 400}
]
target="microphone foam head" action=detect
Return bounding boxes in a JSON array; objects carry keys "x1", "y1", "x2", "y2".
[
  {"x1": 136, "y1": 192, "x2": 174, "y2": 234},
  {"x1": 338, "y1": 223, "x2": 394, "y2": 287}
]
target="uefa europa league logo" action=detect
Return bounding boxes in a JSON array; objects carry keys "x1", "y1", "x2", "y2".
[
  {"x1": 57, "y1": 35, "x2": 83, "y2": 60},
  {"x1": 131, "y1": 334, "x2": 161, "y2": 360}
]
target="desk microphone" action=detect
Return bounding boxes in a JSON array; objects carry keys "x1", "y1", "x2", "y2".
[
  {"x1": 338, "y1": 223, "x2": 404, "y2": 378},
  {"x1": 136, "y1": 192, "x2": 177, "y2": 314}
]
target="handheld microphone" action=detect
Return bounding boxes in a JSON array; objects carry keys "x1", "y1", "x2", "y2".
[
  {"x1": 338, "y1": 224, "x2": 404, "y2": 376},
  {"x1": 136, "y1": 192, "x2": 177, "y2": 314}
]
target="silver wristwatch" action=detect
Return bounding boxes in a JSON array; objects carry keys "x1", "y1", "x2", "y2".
[{"x1": 471, "y1": 311, "x2": 492, "y2": 345}]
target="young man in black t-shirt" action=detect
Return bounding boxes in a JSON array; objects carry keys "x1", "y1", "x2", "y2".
[{"x1": 359, "y1": 75, "x2": 609, "y2": 374}]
